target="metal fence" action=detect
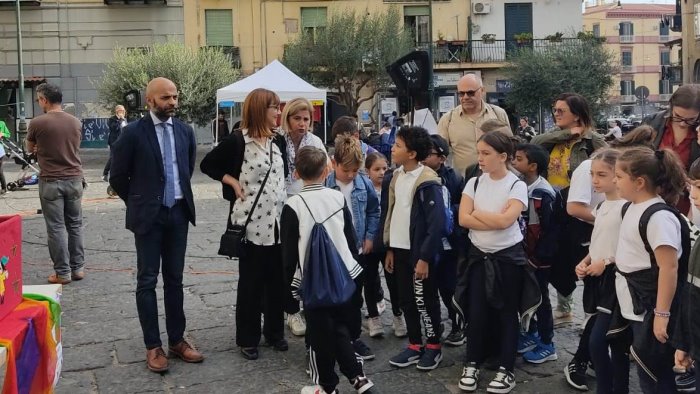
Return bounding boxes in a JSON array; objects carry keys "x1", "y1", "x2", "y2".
[{"x1": 419, "y1": 38, "x2": 584, "y2": 64}]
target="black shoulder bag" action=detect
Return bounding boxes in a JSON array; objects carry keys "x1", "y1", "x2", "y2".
[{"x1": 218, "y1": 144, "x2": 274, "y2": 259}]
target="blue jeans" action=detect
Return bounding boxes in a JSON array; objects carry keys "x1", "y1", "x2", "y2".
[
  {"x1": 589, "y1": 312, "x2": 630, "y2": 394},
  {"x1": 533, "y1": 268, "x2": 554, "y2": 344},
  {"x1": 38, "y1": 178, "x2": 84, "y2": 278}
]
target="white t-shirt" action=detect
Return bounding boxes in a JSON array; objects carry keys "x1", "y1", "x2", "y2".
[
  {"x1": 589, "y1": 199, "x2": 626, "y2": 262},
  {"x1": 463, "y1": 172, "x2": 529, "y2": 253},
  {"x1": 615, "y1": 196, "x2": 682, "y2": 321},
  {"x1": 389, "y1": 165, "x2": 423, "y2": 250},
  {"x1": 337, "y1": 180, "x2": 354, "y2": 223},
  {"x1": 568, "y1": 159, "x2": 605, "y2": 209}
]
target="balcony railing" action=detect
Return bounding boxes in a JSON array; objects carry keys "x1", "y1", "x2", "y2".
[
  {"x1": 619, "y1": 35, "x2": 635, "y2": 43},
  {"x1": 620, "y1": 65, "x2": 635, "y2": 73},
  {"x1": 620, "y1": 95, "x2": 637, "y2": 103},
  {"x1": 421, "y1": 38, "x2": 584, "y2": 64},
  {"x1": 658, "y1": 93, "x2": 673, "y2": 102}
]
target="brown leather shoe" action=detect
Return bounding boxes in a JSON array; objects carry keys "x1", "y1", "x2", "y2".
[
  {"x1": 48, "y1": 273, "x2": 71, "y2": 285},
  {"x1": 169, "y1": 340, "x2": 204, "y2": 363},
  {"x1": 71, "y1": 270, "x2": 85, "y2": 281},
  {"x1": 146, "y1": 347, "x2": 169, "y2": 372}
]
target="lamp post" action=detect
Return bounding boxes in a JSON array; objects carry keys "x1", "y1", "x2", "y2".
[
  {"x1": 15, "y1": 0, "x2": 26, "y2": 144},
  {"x1": 427, "y1": 0, "x2": 435, "y2": 115}
]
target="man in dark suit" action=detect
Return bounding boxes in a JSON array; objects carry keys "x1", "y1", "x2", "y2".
[
  {"x1": 103, "y1": 105, "x2": 127, "y2": 181},
  {"x1": 110, "y1": 77, "x2": 204, "y2": 373}
]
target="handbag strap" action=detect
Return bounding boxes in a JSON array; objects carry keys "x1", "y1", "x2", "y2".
[{"x1": 228, "y1": 143, "x2": 274, "y2": 230}]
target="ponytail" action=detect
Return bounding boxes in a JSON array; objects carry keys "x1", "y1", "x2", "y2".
[{"x1": 618, "y1": 147, "x2": 687, "y2": 205}]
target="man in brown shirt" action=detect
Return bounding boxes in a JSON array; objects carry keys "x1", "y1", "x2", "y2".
[
  {"x1": 26, "y1": 82, "x2": 84, "y2": 285},
  {"x1": 437, "y1": 74, "x2": 511, "y2": 176}
]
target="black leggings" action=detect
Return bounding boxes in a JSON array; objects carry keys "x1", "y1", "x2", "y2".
[
  {"x1": 465, "y1": 259, "x2": 524, "y2": 372},
  {"x1": 364, "y1": 251, "x2": 396, "y2": 318},
  {"x1": 0, "y1": 157, "x2": 5, "y2": 190}
]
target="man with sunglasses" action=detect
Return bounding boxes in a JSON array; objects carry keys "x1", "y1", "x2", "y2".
[
  {"x1": 437, "y1": 73, "x2": 511, "y2": 175},
  {"x1": 644, "y1": 84, "x2": 700, "y2": 214}
]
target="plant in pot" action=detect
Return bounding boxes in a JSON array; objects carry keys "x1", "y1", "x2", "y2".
[
  {"x1": 514, "y1": 32, "x2": 533, "y2": 45},
  {"x1": 481, "y1": 33, "x2": 496, "y2": 44},
  {"x1": 546, "y1": 32, "x2": 564, "y2": 43},
  {"x1": 437, "y1": 31, "x2": 446, "y2": 45}
]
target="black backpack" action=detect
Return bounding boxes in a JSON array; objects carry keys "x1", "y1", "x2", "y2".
[{"x1": 366, "y1": 132, "x2": 382, "y2": 152}]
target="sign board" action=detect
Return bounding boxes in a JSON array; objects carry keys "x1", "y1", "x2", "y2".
[
  {"x1": 381, "y1": 98, "x2": 398, "y2": 115},
  {"x1": 361, "y1": 110, "x2": 370, "y2": 122},
  {"x1": 80, "y1": 118, "x2": 110, "y2": 148},
  {"x1": 496, "y1": 80, "x2": 512, "y2": 93},
  {"x1": 635, "y1": 86, "x2": 650, "y2": 100},
  {"x1": 439, "y1": 96, "x2": 455, "y2": 113}
]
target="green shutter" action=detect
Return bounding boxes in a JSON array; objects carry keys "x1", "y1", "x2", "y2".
[
  {"x1": 205, "y1": 10, "x2": 233, "y2": 46},
  {"x1": 404, "y1": 6, "x2": 429, "y2": 16},
  {"x1": 301, "y1": 7, "x2": 327, "y2": 28}
]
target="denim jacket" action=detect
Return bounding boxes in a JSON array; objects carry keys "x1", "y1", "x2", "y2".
[{"x1": 326, "y1": 172, "x2": 380, "y2": 251}]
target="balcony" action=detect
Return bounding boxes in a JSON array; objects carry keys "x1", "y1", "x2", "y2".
[
  {"x1": 659, "y1": 35, "x2": 670, "y2": 43},
  {"x1": 620, "y1": 65, "x2": 636, "y2": 74},
  {"x1": 620, "y1": 95, "x2": 637, "y2": 104},
  {"x1": 103, "y1": 0, "x2": 167, "y2": 4},
  {"x1": 0, "y1": 0, "x2": 41, "y2": 5},
  {"x1": 619, "y1": 35, "x2": 635, "y2": 44},
  {"x1": 659, "y1": 93, "x2": 673, "y2": 102},
  {"x1": 422, "y1": 38, "x2": 584, "y2": 65}
]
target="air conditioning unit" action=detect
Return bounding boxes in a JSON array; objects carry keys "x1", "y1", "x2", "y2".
[{"x1": 473, "y1": 2, "x2": 492, "y2": 14}]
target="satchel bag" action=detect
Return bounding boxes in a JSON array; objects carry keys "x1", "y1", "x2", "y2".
[{"x1": 218, "y1": 145, "x2": 274, "y2": 259}]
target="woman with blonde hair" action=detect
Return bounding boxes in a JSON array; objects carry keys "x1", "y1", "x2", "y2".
[
  {"x1": 201, "y1": 88, "x2": 289, "y2": 361},
  {"x1": 281, "y1": 98, "x2": 328, "y2": 197}
]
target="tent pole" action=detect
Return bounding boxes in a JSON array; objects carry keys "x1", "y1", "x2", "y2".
[{"x1": 324, "y1": 102, "x2": 328, "y2": 145}]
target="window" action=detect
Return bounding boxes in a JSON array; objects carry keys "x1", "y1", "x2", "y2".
[
  {"x1": 660, "y1": 51, "x2": 671, "y2": 66},
  {"x1": 619, "y1": 21, "x2": 634, "y2": 43},
  {"x1": 404, "y1": 6, "x2": 430, "y2": 46},
  {"x1": 621, "y1": 51, "x2": 632, "y2": 66},
  {"x1": 592, "y1": 24, "x2": 600, "y2": 38},
  {"x1": 301, "y1": 7, "x2": 327, "y2": 40},
  {"x1": 620, "y1": 80, "x2": 635, "y2": 99},
  {"x1": 659, "y1": 22, "x2": 669, "y2": 38},
  {"x1": 205, "y1": 10, "x2": 234, "y2": 47},
  {"x1": 659, "y1": 79, "x2": 672, "y2": 95}
]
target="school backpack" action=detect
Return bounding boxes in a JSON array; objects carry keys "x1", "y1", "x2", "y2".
[
  {"x1": 621, "y1": 202, "x2": 692, "y2": 270},
  {"x1": 420, "y1": 183, "x2": 454, "y2": 239},
  {"x1": 298, "y1": 196, "x2": 356, "y2": 309}
]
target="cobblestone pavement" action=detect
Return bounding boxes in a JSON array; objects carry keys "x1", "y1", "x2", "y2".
[{"x1": 0, "y1": 148, "x2": 641, "y2": 393}]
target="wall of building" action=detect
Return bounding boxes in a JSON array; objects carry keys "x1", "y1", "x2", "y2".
[
  {"x1": 0, "y1": 0, "x2": 184, "y2": 118},
  {"x1": 682, "y1": 0, "x2": 700, "y2": 83}
]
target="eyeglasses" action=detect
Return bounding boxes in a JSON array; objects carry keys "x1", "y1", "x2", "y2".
[
  {"x1": 427, "y1": 151, "x2": 439, "y2": 157},
  {"x1": 457, "y1": 90, "x2": 480, "y2": 98},
  {"x1": 552, "y1": 108, "x2": 569, "y2": 115},
  {"x1": 669, "y1": 113, "x2": 700, "y2": 127}
]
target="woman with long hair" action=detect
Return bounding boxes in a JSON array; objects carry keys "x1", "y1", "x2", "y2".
[{"x1": 201, "y1": 88, "x2": 289, "y2": 360}]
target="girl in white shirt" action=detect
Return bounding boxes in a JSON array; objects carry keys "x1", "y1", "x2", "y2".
[
  {"x1": 614, "y1": 147, "x2": 687, "y2": 393},
  {"x1": 573, "y1": 149, "x2": 629, "y2": 394},
  {"x1": 457, "y1": 131, "x2": 529, "y2": 394}
]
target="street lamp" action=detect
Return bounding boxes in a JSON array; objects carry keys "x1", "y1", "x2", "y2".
[
  {"x1": 427, "y1": 0, "x2": 435, "y2": 115},
  {"x1": 15, "y1": 0, "x2": 26, "y2": 144}
]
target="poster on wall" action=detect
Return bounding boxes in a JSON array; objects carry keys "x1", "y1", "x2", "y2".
[
  {"x1": 381, "y1": 98, "x2": 398, "y2": 115},
  {"x1": 439, "y1": 96, "x2": 455, "y2": 113}
]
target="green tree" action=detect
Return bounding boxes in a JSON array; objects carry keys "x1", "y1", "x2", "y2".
[
  {"x1": 96, "y1": 42, "x2": 240, "y2": 126},
  {"x1": 504, "y1": 36, "x2": 617, "y2": 117},
  {"x1": 283, "y1": 7, "x2": 414, "y2": 115}
]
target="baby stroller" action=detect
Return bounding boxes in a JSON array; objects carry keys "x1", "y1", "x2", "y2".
[{"x1": 1, "y1": 138, "x2": 40, "y2": 191}]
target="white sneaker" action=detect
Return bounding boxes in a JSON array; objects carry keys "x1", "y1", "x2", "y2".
[
  {"x1": 368, "y1": 316, "x2": 384, "y2": 338},
  {"x1": 300, "y1": 385, "x2": 337, "y2": 394},
  {"x1": 287, "y1": 312, "x2": 306, "y2": 336},
  {"x1": 487, "y1": 367, "x2": 516, "y2": 393},
  {"x1": 458, "y1": 363, "x2": 480, "y2": 392},
  {"x1": 392, "y1": 315, "x2": 408, "y2": 338},
  {"x1": 377, "y1": 299, "x2": 386, "y2": 315}
]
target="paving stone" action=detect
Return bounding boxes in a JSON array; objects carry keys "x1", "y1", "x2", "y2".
[
  {"x1": 62, "y1": 342, "x2": 114, "y2": 372},
  {"x1": 94, "y1": 364, "x2": 165, "y2": 393},
  {"x1": 54, "y1": 371, "x2": 96, "y2": 394}
]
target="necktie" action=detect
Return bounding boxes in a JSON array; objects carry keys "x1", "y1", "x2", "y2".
[{"x1": 161, "y1": 123, "x2": 176, "y2": 208}]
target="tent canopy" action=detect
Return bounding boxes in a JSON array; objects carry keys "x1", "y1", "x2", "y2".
[{"x1": 216, "y1": 60, "x2": 326, "y2": 103}]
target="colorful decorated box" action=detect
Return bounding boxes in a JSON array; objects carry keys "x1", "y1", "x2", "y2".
[
  {"x1": 0, "y1": 215, "x2": 22, "y2": 322},
  {"x1": 0, "y1": 346, "x2": 6, "y2": 391}
]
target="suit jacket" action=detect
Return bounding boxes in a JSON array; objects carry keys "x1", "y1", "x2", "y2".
[
  {"x1": 109, "y1": 114, "x2": 197, "y2": 234},
  {"x1": 107, "y1": 116, "x2": 124, "y2": 146}
]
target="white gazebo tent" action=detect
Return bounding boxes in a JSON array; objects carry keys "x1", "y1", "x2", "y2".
[{"x1": 216, "y1": 60, "x2": 328, "y2": 142}]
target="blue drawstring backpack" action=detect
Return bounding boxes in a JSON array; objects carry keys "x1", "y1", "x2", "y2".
[{"x1": 298, "y1": 196, "x2": 356, "y2": 309}]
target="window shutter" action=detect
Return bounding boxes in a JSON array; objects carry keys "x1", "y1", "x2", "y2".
[
  {"x1": 301, "y1": 7, "x2": 328, "y2": 28},
  {"x1": 404, "y1": 6, "x2": 429, "y2": 16},
  {"x1": 205, "y1": 10, "x2": 234, "y2": 46}
]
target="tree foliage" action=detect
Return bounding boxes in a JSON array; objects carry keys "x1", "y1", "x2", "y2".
[
  {"x1": 96, "y1": 42, "x2": 240, "y2": 126},
  {"x1": 283, "y1": 7, "x2": 414, "y2": 115},
  {"x1": 504, "y1": 37, "x2": 617, "y2": 116}
]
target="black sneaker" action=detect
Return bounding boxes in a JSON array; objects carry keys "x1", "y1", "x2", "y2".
[
  {"x1": 351, "y1": 375, "x2": 376, "y2": 394},
  {"x1": 389, "y1": 346, "x2": 423, "y2": 367},
  {"x1": 416, "y1": 346, "x2": 442, "y2": 371},
  {"x1": 676, "y1": 366, "x2": 696, "y2": 392},
  {"x1": 564, "y1": 359, "x2": 589, "y2": 391},
  {"x1": 240, "y1": 347, "x2": 259, "y2": 360},
  {"x1": 487, "y1": 367, "x2": 516, "y2": 393},
  {"x1": 265, "y1": 338, "x2": 288, "y2": 351},
  {"x1": 353, "y1": 339, "x2": 375, "y2": 361},
  {"x1": 444, "y1": 327, "x2": 466, "y2": 346}
]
